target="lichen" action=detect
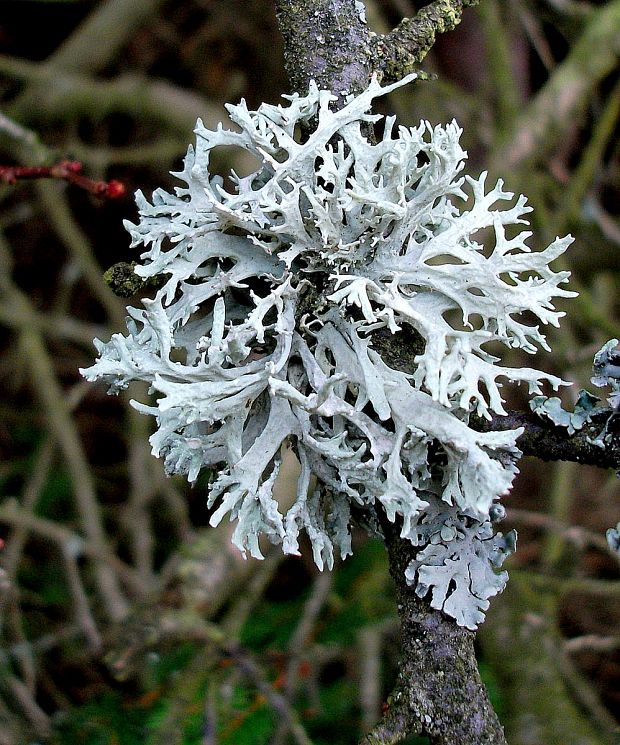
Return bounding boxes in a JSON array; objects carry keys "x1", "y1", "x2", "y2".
[{"x1": 82, "y1": 76, "x2": 574, "y2": 628}]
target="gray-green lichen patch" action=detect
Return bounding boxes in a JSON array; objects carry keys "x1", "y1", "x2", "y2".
[{"x1": 82, "y1": 76, "x2": 574, "y2": 629}]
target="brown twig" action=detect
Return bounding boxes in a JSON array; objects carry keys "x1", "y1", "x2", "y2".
[
  {"x1": 0, "y1": 160, "x2": 125, "y2": 200},
  {"x1": 472, "y1": 407, "x2": 620, "y2": 472}
]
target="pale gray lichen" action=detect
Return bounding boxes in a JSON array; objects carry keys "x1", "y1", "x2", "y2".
[
  {"x1": 81, "y1": 76, "x2": 574, "y2": 628},
  {"x1": 529, "y1": 389, "x2": 600, "y2": 435},
  {"x1": 530, "y1": 340, "x2": 620, "y2": 450},
  {"x1": 405, "y1": 494, "x2": 516, "y2": 630},
  {"x1": 607, "y1": 522, "x2": 620, "y2": 555},
  {"x1": 592, "y1": 338, "x2": 620, "y2": 410}
]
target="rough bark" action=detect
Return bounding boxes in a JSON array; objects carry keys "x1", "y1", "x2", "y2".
[
  {"x1": 274, "y1": 0, "x2": 374, "y2": 105},
  {"x1": 473, "y1": 408, "x2": 620, "y2": 471},
  {"x1": 371, "y1": 0, "x2": 481, "y2": 83},
  {"x1": 359, "y1": 526, "x2": 507, "y2": 745},
  {"x1": 274, "y1": 0, "x2": 482, "y2": 100}
]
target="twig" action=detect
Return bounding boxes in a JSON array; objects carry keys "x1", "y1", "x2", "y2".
[
  {"x1": 44, "y1": 0, "x2": 168, "y2": 76},
  {"x1": 564, "y1": 634, "x2": 620, "y2": 654},
  {"x1": 477, "y1": 0, "x2": 521, "y2": 142},
  {"x1": 225, "y1": 642, "x2": 316, "y2": 745},
  {"x1": 0, "y1": 439, "x2": 55, "y2": 584},
  {"x1": 556, "y1": 76, "x2": 620, "y2": 230},
  {"x1": 0, "y1": 113, "x2": 38, "y2": 149},
  {"x1": 34, "y1": 182, "x2": 126, "y2": 326},
  {"x1": 221, "y1": 551, "x2": 283, "y2": 637},
  {"x1": 507, "y1": 508, "x2": 620, "y2": 565},
  {"x1": 512, "y1": 569, "x2": 620, "y2": 597},
  {"x1": 124, "y1": 393, "x2": 157, "y2": 589},
  {"x1": 11, "y1": 303, "x2": 129, "y2": 618},
  {"x1": 557, "y1": 643, "x2": 619, "y2": 738},
  {"x1": 1, "y1": 673, "x2": 51, "y2": 738},
  {"x1": 60, "y1": 545, "x2": 103, "y2": 653},
  {"x1": 513, "y1": 0, "x2": 556, "y2": 72},
  {"x1": 371, "y1": 0, "x2": 481, "y2": 83},
  {"x1": 273, "y1": 571, "x2": 333, "y2": 745},
  {"x1": 542, "y1": 461, "x2": 579, "y2": 569},
  {"x1": 0, "y1": 161, "x2": 125, "y2": 200},
  {"x1": 202, "y1": 683, "x2": 218, "y2": 745},
  {"x1": 0, "y1": 501, "x2": 142, "y2": 595},
  {"x1": 4, "y1": 597, "x2": 36, "y2": 695},
  {"x1": 472, "y1": 407, "x2": 620, "y2": 472},
  {"x1": 494, "y1": 0, "x2": 620, "y2": 169},
  {"x1": 0, "y1": 303, "x2": 107, "y2": 347},
  {"x1": 358, "y1": 626, "x2": 383, "y2": 735},
  {"x1": 0, "y1": 55, "x2": 224, "y2": 136}
]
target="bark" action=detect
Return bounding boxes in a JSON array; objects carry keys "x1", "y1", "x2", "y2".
[
  {"x1": 274, "y1": 0, "x2": 482, "y2": 100},
  {"x1": 274, "y1": 0, "x2": 374, "y2": 104},
  {"x1": 371, "y1": 0, "x2": 481, "y2": 83},
  {"x1": 473, "y1": 408, "x2": 620, "y2": 471},
  {"x1": 360, "y1": 527, "x2": 507, "y2": 745}
]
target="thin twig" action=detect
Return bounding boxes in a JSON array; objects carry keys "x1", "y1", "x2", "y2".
[
  {"x1": 0, "y1": 501, "x2": 142, "y2": 595},
  {"x1": 564, "y1": 634, "x2": 620, "y2": 654},
  {"x1": 124, "y1": 391, "x2": 157, "y2": 589},
  {"x1": 225, "y1": 642, "x2": 316, "y2": 745},
  {"x1": 61, "y1": 545, "x2": 103, "y2": 653},
  {"x1": 0, "y1": 161, "x2": 125, "y2": 199},
  {"x1": 1, "y1": 672, "x2": 51, "y2": 738},
  {"x1": 34, "y1": 182, "x2": 126, "y2": 327},
  {"x1": 43, "y1": 0, "x2": 169, "y2": 76},
  {"x1": 273, "y1": 571, "x2": 333, "y2": 745},
  {"x1": 0, "y1": 55, "x2": 224, "y2": 136},
  {"x1": 494, "y1": 0, "x2": 620, "y2": 169},
  {"x1": 222, "y1": 551, "x2": 283, "y2": 637},
  {"x1": 557, "y1": 644, "x2": 620, "y2": 738},
  {"x1": 0, "y1": 302, "x2": 108, "y2": 347},
  {"x1": 507, "y1": 508, "x2": 620, "y2": 566},
  {"x1": 358, "y1": 626, "x2": 383, "y2": 735}
]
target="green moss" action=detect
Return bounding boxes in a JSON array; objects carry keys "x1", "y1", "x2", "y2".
[{"x1": 103, "y1": 261, "x2": 164, "y2": 298}]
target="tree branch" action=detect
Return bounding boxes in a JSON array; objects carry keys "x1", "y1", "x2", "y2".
[
  {"x1": 271, "y1": 3, "x2": 512, "y2": 743},
  {"x1": 274, "y1": 0, "x2": 374, "y2": 102},
  {"x1": 361, "y1": 525, "x2": 507, "y2": 745},
  {"x1": 472, "y1": 407, "x2": 620, "y2": 471},
  {"x1": 371, "y1": 0, "x2": 481, "y2": 83}
]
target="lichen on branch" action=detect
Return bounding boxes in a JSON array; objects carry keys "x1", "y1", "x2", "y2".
[{"x1": 82, "y1": 75, "x2": 574, "y2": 629}]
